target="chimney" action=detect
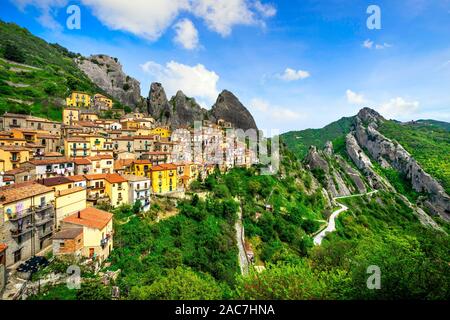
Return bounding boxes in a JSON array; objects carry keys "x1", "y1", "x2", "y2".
[{"x1": 77, "y1": 211, "x2": 81, "y2": 219}]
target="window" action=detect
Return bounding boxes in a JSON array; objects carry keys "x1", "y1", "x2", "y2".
[
  {"x1": 60, "y1": 242, "x2": 65, "y2": 249},
  {"x1": 14, "y1": 249, "x2": 21, "y2": 263},
  {"x1": 40, "y1": 196, "x2": 46, "y2": 206}
]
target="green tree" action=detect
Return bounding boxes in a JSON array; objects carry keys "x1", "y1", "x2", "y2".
[
  {"x1": 3, "y1": 42, "x2": 26, "y2": 63},
  {"x1": 129, "y1": 267, "x2": 223, "y2": 300},
  {"x1": 76, "y1": 280, "x2": 111, "y2": 300}
]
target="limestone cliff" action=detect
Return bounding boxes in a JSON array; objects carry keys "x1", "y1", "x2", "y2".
[{"x1": 76, "y1": 55, "x2": 142, "y2": 107}]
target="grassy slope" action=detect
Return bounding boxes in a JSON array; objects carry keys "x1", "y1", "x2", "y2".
[
  {"x1": 379, "y1": 120, "x2": 450, "y2": 194},
  {"x1": 0, "y1": 20, "x2": 110, "y2": 121},
  {"x1": 281, "y1": 116, "x2": 354, "y2": 159}
]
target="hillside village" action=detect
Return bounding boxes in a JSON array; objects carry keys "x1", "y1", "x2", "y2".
[{"x1": 0, "y1": 90, "x2": 259, "y2": 297}]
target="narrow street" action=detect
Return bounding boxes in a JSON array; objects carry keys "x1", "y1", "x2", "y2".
[{"x1": 235, "y1": 199, "x2": 249, "y2": 276}]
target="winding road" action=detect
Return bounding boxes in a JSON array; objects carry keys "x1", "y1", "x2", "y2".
[{"x1": 313, "y1": 191, "x2": 378, "y2": 246}]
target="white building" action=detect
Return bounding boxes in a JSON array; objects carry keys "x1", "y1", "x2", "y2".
[{"x1": 122, "y1": 175, "x2": 151, "y2": 211}]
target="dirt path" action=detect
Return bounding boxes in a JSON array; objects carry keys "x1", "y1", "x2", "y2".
[{"x1": 313, "y1": 191, "x2": 378, "y2": 245}]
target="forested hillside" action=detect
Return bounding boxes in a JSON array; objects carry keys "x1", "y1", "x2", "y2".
[
  {"x1": 282, "y1": 116, "x2": 354, "y2": 159},
  {"x1": 379, "y1": 120, "x2": 450, "y2": 194},
  {"x1": 0, "y1": 20, "x2": 117, "y2": 120}
]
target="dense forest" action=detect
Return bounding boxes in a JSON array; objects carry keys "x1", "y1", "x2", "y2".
[{"x1": 30, "y1": 145, "x2": 450, "y2": 300}]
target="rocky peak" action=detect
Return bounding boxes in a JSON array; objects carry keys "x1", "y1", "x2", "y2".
[
  {"x1": 210, "y1": 90, "x2": 258, "y2": 131},
  {"x1": 76, "y1": 54, "x2": 141, "y2": 107},
  {"x1": 356, "y1": 108, "x2": 385, "y2": 126},
  {"x1": 324, "y1": 141, "x2": 334, "y2": 156},
  {"x1": 148, "y1": 82, "x2": 172, "y2": 123}
]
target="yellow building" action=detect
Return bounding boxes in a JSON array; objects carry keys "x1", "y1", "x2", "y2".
[
  {"x1": 66, "y1": 92, "x2": 92, "y2": 108},
  {"x1": 80, "y1": 112, "x2": 99, "y2": 122},
  {"x1": 177, "y1": 163, "x2": 199, "y2": 190},
  {"x1": 0, "y1": 146, "x2": 32, "y2": 171},
  {"x1": 150, "y1": 164, "x2": 177, "y2": 194},
  {"x1": 104, "y1": 174, "x2": 129, "y2": 207},
  {"x1": 128, "y1": 160, "x2": 152, "y2": 178},
  {"x1": 84, "y1": 173, "x2": 129, "y2": 207},
  {"x1": 63, "y1": 108, "x2": 80, "y2": 126},
  {"x1": 150, "y1": 126, "x2": 171, "y2": 138},
  {"x1": 65, "y1": 137, "x2": 90, "y2": 158},
  {"x1": 62, "y1": 207, "x2": 113, "y2": 262},
  {"x1": 54, "y1": 187, "x2": 87, "y2": 229},
  {"x1": 94, "y1": 94, "x2": 113, "y2": 109}
]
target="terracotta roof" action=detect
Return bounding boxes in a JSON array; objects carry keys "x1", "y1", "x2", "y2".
[
  {"x1": 160, "y1": 163, "x2": 177, "y2": 170},
  {"x1": 4, "y1": 167, "x2": 32, "y2": 175},
  {"x1": 44, "y1": 152, "x2": 64, "y2": 157},
  {"x1": 0, "y1": 243, "x2": 7, "y2": 253},
  {"x1": 0, "y1": 181, "x2": 53, "y2": 204},
  {"x1": 73, "y1": 158, "x2": 92, "y2": 165},
  {"x1": 84, "y1": 174, "x2": 107, "y2": 181},
  {"x1": 28, "y1": 158, "x2": 73, "y2": 166},
  {"x1": 38, "y1": 177, "x2": 72, "y2": 187},
  {"x1": 67, "y1": 175, "x2": 86, "y2": 182},
  {"x1": 0, "y1": 146, "x2": 30, "y2": 152},
  {"x1": 56, "y1": 186, "x2": 85, "y2": 197},
  {"x1": 63, "y1": 207, "x2": 112, "y2": 230},
  {"x1": 114, "y1": 159, "x2": 134, "y2": 170},
  {"x1": 150, "y1": 164, "x2": 177, "y2": 171},
  {"x1": 53, "y1": 228, "x2": 83, "y2": 240},
  {"x1": 105, "y1": 173, "x2": 127, "y2": 184},
  {"x1": 133, "y1": 160, "x2": 152, "y2": 165}
]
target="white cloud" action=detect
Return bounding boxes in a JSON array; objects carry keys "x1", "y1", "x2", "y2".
[
  {"x1": 173, "y1": 18, "x2": 200, "y2": 50},
  {"x1": 191, "y1": 0, "x2": 255, "y2": 36},
  {"x1": 253, "y1": 1, "x2": 277, "y2": 17},
  {"x1": 378, "y1": 97, "x2": 420, "y2": 118},
  {"x1": 12, "y1": 0, "x2": 276, "y2": 40},
  {"x1": 363, "y1": 39, "x2": 392, "y2": 50},
  {"x1": 277, "y1": 68, "x2": 310, "y2": 81},
  {"x1": 363, "y1": 39, "x2": 374, "y2": 49},
  {"x1": 141, "y1": 60, "x2": 219, "y2": 104},
  {"x1": 250, "y1": 98, "x2": 303, "y2": 122},
  {"x1": 12, "y1": 0, "x2": 68, "y2": 30},
  {"x1": 375, "y1": 43, "x2": 392, "y2": 50},
  {"x1": 81, "y1": 0, "x2": 189, "y2": 41},
  {"x1": 346, "y1": 89, "x2": 367, "y2": 104}
]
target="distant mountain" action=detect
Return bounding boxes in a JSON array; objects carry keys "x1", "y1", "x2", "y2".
[
  {"x1": 282, "y1": 116, "x2": 354, "y2": 159},
  {"x1": 147, "y1": 82, "x2": 258, "y2": 131},
  {"x1": 415, "y1": 119, "x2": 450, "y2": 131}
]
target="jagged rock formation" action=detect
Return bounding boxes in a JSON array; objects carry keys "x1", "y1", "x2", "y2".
[
  {"x1": 147, "y1": 82, "x2": 173, "y2": 124},
  {"x1": 147, "y1": 83, "x2": 258, "y2": 131},
  {"x1": 305, "y1": 143, "x2": 367, "y2": 198},
  {"x1": 353, "y1": 119, "x2": 450, "y2": 220},
  {"x1": 345, "y1": 133, "x2": 393, "y2": 191},
  {"x1": 169, "y1": 91, "x2": 209, "y2": 127},
  {"x1": 76, "y1": 55, "x2": 141, "y2": 107},
  {"x1": 210, "y1": 90, "x2": 258, "y2": 131}
]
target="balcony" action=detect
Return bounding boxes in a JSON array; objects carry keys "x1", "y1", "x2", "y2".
[
  {"x1": 7, "y1": 209, "x2": 33, "y2": 222},
  {"x1": 34, "y1": 203, "x2": 53, "y2": 213},
  {"x1": 10, "y1": 123, "x2": 21, "y2": 128},
  {"x1": 11, "y1": 227, "x2": 33, "y2": 238},
  {"x1": 10, "y1": 156, "x2": 21, "y2": 163},
  {"x1": 35, "y1": 213, "x2": 54, "y2": 226},
  {"x1": 39, "y1": 227, "x2": 54, "y2": 238}
]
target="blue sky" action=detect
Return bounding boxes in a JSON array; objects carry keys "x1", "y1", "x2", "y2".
[{"x1": 1, "y1": 0, "x2": 450, "y2": 133}]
